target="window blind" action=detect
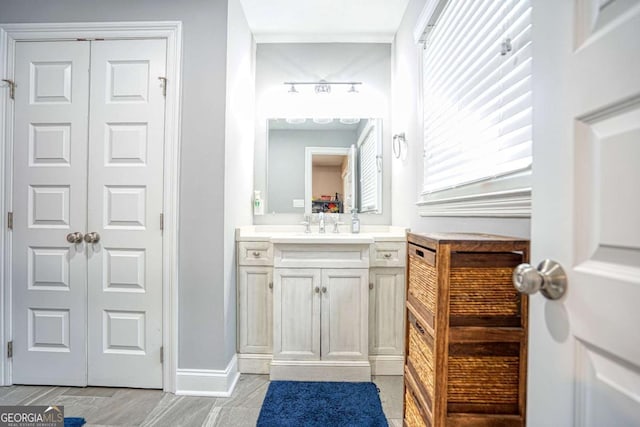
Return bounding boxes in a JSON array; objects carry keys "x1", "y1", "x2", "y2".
[
  {"x1": 358, "y1": 120, "x2": 382, "y2": 213},
  {"x1": 422, "y1": 0, "x2": 532, "y2": 194}
]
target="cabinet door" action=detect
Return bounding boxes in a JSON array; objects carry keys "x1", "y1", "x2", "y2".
[
  {"x1": 321, "y1": 268, "x2": 368, "y2": 360},
  {"x1": 238, "y1": 266, "x2": 273, "y2": 353},
  {"x1": 369, "y1": 268, "x2": 405, "y2": 355},
  {"x1": 273, "y1": 268, "x2": 321, "y2": 360}
]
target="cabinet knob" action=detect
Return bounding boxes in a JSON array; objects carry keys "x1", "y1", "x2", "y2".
[
  {"x1": 369, "y1": 282, "x2": 374, "y2": 290},
  {"x1": 513, "y1": 259, "x2": 567, "y2": 300},
  {"x1": 252, "y1": 251, "x2": 260, "y2": 257},
  {"x1": 383, "y1": 253, "x2": 392, "y2": 259},
  {"x1": 268, "y1": 282, "x2": 273, "y2": 289},
  {"x1": 314, "y1": 286, "x2": 320, "y2": 293},
  {"x1": 321, "y1": 286, "x2": 327, "y2": 294}
]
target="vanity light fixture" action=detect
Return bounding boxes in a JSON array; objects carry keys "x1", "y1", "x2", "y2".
[{"x1": 284, "y1": 80, "x2": 362, "y2": 94}]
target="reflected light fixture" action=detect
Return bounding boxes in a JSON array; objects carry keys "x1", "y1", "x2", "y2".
[{"x1": 284, "y1": 80, "x2": 362, "y2": 94}]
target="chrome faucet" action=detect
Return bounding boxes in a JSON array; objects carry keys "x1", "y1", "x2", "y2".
[{"x1": 318, "y1": 212, "x2": 326, "y2": 233}]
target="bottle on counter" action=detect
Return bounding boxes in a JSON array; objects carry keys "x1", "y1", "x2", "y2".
[{"x1": 350, "y1": 209, "x2": 360, "y2": 234}]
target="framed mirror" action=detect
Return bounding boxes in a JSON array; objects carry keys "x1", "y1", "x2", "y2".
[{"x1": 265, "y1": 118, "x2": 382, "y2": 215}]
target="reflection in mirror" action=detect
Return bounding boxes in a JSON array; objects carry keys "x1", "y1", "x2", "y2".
[{"x1": 267, "y1": 118, "x2": 382, "y2": 215}]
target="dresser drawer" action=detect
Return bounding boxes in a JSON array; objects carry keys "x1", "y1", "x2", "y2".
[
  {"x1": 238, "y1": 242, "x2": 273, "y2": 266},
  {"x1": 370, "y1": 242, "x2": 406, "y2": 267}
]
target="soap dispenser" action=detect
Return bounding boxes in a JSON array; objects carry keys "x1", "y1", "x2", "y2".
[
  {"x1": 253, "y1": 190, "x2": 264, "y2": 215},
  {"x1": 350, "y1": 209, "x2": 360, "y2": 234}
]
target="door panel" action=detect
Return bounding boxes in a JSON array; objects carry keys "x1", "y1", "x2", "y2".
[
  {"x1": 86, "y1": 39, "x2": 166, "y2": 388},
  {"x1": 530, "y1": 1, "x2": 640, "y2": 425},
  {"x1": 238, "y1": 266, "x2": 273, "y2": 353},
  {"x1": 12, "y1": 41, "x2": 90, "y2": 386},
  {"x1": 273, "y1": 268, "x2": 320, "y2": 360},
  {"x1": 321, "y1": 268, "x2": 368, "y2": 361}
]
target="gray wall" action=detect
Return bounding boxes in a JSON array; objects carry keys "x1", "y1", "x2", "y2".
[
  {"x1": 223, "y1": 0, "x2": 254, "y2": 368},
  {"x1": 0, "y1": 0, "x2": 231, "y2": 370},
  {"x1": 391, "y1": 0, "x2": 530, "y2": 239},
  {"x1": 268, "y1": 129, "x2": 355, "y2": 213}
]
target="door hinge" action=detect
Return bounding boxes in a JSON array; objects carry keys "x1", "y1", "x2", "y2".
[
  {"x1": 160, "y1": 346, "x2": 164, "y2": 364},
  {"x1": 158, "y1": 77, "x2": 167, "y2": 97},
  {"x1": 7, "y1": 212, "x2": 13, "y2": 230},
  {"x1": 1, "y1": 79, "x2": 15, "y2": 100},
  {"x1": 7, "y1": 341, "x2": 12, "y2": 358},
  {"x1": 160, "y1": 213, "x2": 164, "y2": 231}
]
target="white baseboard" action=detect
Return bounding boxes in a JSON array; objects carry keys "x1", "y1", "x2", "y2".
[
  {"x1": 238, "y1": 353, "x2": 272, "y2": 374},
  {"x1": 370, "y1": 355, "x2": 404, "y2": 375},
  {"x1": 269, "y1": 360, "x2": 371, "y2": 382},
  {"x1": 175, "y1": 355, "x2": 240, "y2": 397}
]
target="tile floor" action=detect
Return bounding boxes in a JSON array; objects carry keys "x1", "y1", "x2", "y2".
[{"x1": 0, "y1": 375, "x2": 403, "y2": 426}]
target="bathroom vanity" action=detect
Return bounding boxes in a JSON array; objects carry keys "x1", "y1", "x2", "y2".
[{"x1": 236, "y1": 225, "x2": 406, "y2": 381}]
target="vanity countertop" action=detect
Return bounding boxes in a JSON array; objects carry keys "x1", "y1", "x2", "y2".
[{"x1": 236, "y1": 225, "x2": 407, "y2": 243}]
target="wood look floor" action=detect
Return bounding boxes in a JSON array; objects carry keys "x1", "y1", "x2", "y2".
[{"x1": 0, "y1": 375, "x2": 403, "y2": 426}]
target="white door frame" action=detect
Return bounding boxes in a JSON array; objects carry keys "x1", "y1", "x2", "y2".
[
  {"x1": 304, "y1": 146, "x2": 351, "y2": 215},
  {"x1": 0, "y1": 21, "x2": 182, "y2": 392}
]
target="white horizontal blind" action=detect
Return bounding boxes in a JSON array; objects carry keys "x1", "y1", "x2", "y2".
[
  {"x1": 358, "y1": 121, "x2": 381, "y2": 213},
  {"x1": 422, "y1": 0, "x2": 532, "y2": 194}
]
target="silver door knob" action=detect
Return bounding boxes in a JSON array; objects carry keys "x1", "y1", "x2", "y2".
[
  {"x1": 513, "y1": 259, "x2": 567, "y2": 300},
  {"x1": 66, "y1": 232, "x2": 83, "y2": 244},
  {"x1": 84, "y1": 232, "x2": 101, "y2": 244}
]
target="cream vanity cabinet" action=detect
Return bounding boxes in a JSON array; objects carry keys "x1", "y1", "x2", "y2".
[
  {"x1": 236, "y1": 228, "x2": 407, "y2": 378},
  {"x1": 270, "y1": 241, "x2": 372, "y2": 381},
  {"x1": 236, "y1": 241, "x2": 273, "y2": 373}
]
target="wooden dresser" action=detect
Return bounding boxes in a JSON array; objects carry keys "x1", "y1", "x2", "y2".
[{"x1": 403, "y1": 233, "x2": 529, "y2": 427}]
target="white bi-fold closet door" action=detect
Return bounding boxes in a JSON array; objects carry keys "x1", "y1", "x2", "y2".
[{"x1": 11, "y1": 39, "x2": 166, "y2": 388}]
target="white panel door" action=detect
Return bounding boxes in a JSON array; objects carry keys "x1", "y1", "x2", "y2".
[
  {"x1": 273, "y1": 268, "x2": 320, "y2": 361},
  {"x1": 530, "y1": 1, "x2": 640, "y2": 426},
  {"x1": 11, "y1": 41, "x2": 90, "y2": 386},
  {"x1": 86, "y1": 40, "x2": 166, "y2": 388},
  {"x1": 321, "y1": 268, "x2": 368, "y2": 361}
]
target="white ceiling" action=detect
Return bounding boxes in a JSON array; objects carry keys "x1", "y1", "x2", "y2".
[{"x1": 238, "y1": 0, "x2": 411, "y2": 43}]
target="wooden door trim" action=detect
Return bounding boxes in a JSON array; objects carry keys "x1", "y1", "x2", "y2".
[{"x1": 0, "y1": 21, "x2": 183, "y2": 392}]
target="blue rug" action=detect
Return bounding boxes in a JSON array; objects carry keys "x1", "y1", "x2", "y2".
[
  {"x1": 257, "y1": 381, "x2": 388, "y2": 427},
  {"x1": 64, "y1": 418, "x2": 86, "y2": 427}
]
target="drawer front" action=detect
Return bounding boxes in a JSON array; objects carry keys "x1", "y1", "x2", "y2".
[
  {"x1": 274, "y1": 244, "x2": 369, "y2": 268},
  {"x1": 404, "y1": 386, "x2": 428, "y2": 427},
  {"x1": 407, "y1": 311, "x2": 435, "y2": 405},
  {"x1": 404, "y1": 365, "x2": 431, "y2": 427},
  {"x1": 449, "y1": 252, "x2": 525, "y2": 328},
  {"x1": 238, "y1": 242, "x2": 273, "y2": 266},
  {"x1": 370, "y1": 242, "x2": 406, "y2": 267},
  {"x1": 407, "y1": 244, "x2": 437, "y2": 324}
]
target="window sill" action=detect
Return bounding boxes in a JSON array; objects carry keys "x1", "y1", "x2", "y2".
[{"x1": 417, "y1": 170, "x2": 531, "y2": 218}]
